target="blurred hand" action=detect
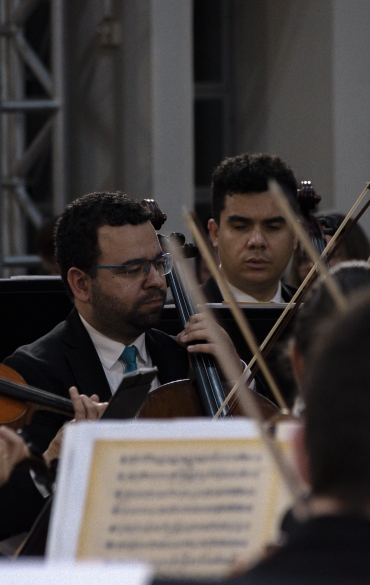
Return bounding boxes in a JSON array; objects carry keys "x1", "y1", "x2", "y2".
[
  {"x1": 0, "y1": 426, "x2": 29, "y2": 487},
  {"x1": 43, "y1": 386, "x2": 109, "y2": 466}
]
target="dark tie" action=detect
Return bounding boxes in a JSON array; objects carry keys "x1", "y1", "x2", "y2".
[{"x1": 120, "y1": 346, "x2": 137, "y2": 373}]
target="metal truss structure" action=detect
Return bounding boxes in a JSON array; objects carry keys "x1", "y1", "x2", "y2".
[{"x1": 0, "y1": 0, "x2": 65, "y2": 275}]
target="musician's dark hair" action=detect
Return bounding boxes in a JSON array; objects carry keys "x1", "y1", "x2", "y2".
[
  {"x1": 317, "y1": 212, "x2": 370, "y2": 262},
  {"x1": 211, "y1": 152, "x2": 298, "y2": 224},
  {"x1": 55, "y1": 192, "x2": 151, "y2": 299},
  {"x1": 293, "y1": 261, "x2": 370, "y2": 359},
  {"x1": 303, "y1": 292, "x2": 370, "y2": 508}
]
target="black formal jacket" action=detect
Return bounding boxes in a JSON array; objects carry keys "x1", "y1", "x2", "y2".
[
  {"x1": 4, "y1": 308, "x2": 189, "y2": 451},
  {"x1": 200, "y1": 277, "x2": 297, "y2": 405},
  {"x1": 201, "y1": 276, "x2": 297, "y2": 303},
  {"x1": 0, "y1": 309, "x2": 189, "y2": 540}
]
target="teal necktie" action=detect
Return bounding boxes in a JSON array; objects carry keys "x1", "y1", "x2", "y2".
[{"x1": 120, "y1": 346, "x2": 137, "y2": 373}]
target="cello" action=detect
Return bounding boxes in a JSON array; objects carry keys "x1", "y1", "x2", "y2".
[
  {"x1": 0, "y1": 199, "x2": 280, "y2": 430},
  {"x1": 138, "y1": 199, "x2": 281, "y2": 421}
]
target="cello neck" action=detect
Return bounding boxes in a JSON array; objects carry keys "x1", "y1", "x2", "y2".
[{"x1": 165, "y1": 246, "x2": 229, "y2": 418}]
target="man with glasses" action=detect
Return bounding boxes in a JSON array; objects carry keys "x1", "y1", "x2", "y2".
[
  {"x1": 0, "y1": 191, "x2": 243, "y2": 545},
  {"x1": 4, "y1": 192, "x2": 242, "y2": 453}
]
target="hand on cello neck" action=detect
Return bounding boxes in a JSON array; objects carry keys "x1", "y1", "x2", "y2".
[{"x1": 177, "y1": 313, "x2": 244, "y2": 380}]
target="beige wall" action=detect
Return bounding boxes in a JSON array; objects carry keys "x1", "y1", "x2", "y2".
[
  {"x1": 65, "y1": 0, "x2": 193, "y2": 237},
  {"x1": 232, "y1": 0, "x2": 370, "y2": 233},
  {"x1": 64, "y1": 0, "x2": 370, "y2": 235},
  {"x1": 233, "y1": 0, "x2": 334, "y2": 204}
]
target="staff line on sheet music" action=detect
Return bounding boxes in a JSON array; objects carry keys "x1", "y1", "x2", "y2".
[
  {"x1": 118, "y1": 453, "x2": 262, "y2": 465},
  {"x1": 114, "y1": 488, "x2": 255, "y2": 498},
  {"x1": 108, "y1": 522, "x2": 250, "y2": 533}
]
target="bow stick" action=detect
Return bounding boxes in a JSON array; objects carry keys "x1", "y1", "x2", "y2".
[
  {"x1": 250, "y1": 182, "x2": 370, "y2": 361},
  {"x1": 198, "y1": 183, "x2": 370, "y2": 418},
  {"x1": 184, "y1": 212, "x2": 289, "y2": 418},
  {"x1": 183, "y1": 209, "x2": 289, "y2": 414},
  {"x1": 183, "y1": 207, "x2": 307, "y2": 507},
  {"x1": 269, "y1": 180, "x2": 347, "y2": 310}
]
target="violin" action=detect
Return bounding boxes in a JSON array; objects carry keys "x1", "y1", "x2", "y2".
[
  {"x1": 0, "y1": 199, "x2": 281, "y2": 429},
  {"x1": 0, "y1": 364, "x2": 73, "y2": 430}
]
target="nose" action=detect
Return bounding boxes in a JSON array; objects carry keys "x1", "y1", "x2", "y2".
[
  {"x1": 247, "y1": 226, "x2": 267, "y2": 248},
  {"x1": 143, "y1": 262, "x2": 166, "y2": 288}
]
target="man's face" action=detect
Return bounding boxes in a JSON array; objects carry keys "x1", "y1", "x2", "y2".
[
  {"x1": 87, "y1": 222, "x2": 167, "y2": 343},
  {"x1": 208, "y1": 192, "x2": 297, "y2": 301}
]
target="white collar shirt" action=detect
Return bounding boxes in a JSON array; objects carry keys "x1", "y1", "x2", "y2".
[
  {"x1": 225, "y1": 281, "x2": 284, "y2": 303},
  {"x1": 79, "y1": 314, "x2": 159, "y2": 394}
]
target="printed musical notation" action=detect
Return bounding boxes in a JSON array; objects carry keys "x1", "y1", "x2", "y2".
[{"x1": 77, "y1": 438, "x2": 283, "y2": 578}]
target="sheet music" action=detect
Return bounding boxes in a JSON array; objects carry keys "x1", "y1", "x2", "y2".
[
  {"x1": 0, "y1": 560, "x2": 152, "y2": 585},
  {"x1": 48, "y1": 419, "x2": 296, "y2": 578}
]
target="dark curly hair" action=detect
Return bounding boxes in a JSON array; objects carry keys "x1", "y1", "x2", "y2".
[
  {"x1": 211, "y1": 152, "x2": 298, "y2": 223},
  {"x1": 55, "y1": 192, "x2": 152, "y2": 298},
  {"x1": 293, "y1": 261, "x2": 370, "y2": 360}
]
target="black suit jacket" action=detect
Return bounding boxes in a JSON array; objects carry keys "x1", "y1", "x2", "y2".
[
  {"x1": 0, "y1": 309, "x2": 189, "y2": 540},
  {"x1": 4, "y1": 308, "x2": 189, "y2": 452},
  {"x1": 201, "y1": 276, "x2": 297, "y2": 303}
]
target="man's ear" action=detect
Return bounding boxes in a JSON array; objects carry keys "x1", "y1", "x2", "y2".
[
  {"x1": 293, "y1": 423, "x2": 311, "y2": 486},
  {"x1": 208, "y1": 218, "x2": 219, "y2": 248},
  {"x1": 67, "y1": 267, "x2": 91, "y2": 303}
]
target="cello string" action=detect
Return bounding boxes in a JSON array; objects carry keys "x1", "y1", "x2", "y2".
[
  {"x1": 269, "y1": 179, "x2": 347, "y2": 310},
  {"x1": 166, "y1": 237, "x2": 228, "y2": 413},
  {"x1": 167, "y1": 233, "x2": 270, "y2": 413}
]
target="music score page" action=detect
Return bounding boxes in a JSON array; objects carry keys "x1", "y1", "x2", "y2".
[{"x1": 47, "y1": 419, "x2": 295, "y2": 578}]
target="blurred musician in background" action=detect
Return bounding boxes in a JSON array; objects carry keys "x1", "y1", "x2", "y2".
[
  {"x1": 289, "y1": 261, "x2": 370, "y2": 407},
  {"x1": 290, "y1": 212, "x2": 370, "y2": 286},
  {"x1": 232, "y1": 292, "x2": 370, "y2": 583},
  {"x1": 202, "y1": 152, "x2": 298, "y2": 304}
]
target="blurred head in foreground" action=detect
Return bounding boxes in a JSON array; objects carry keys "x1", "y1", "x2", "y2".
[{"x1": 298, "y1": 291, "x2": 370, "y2": 513}]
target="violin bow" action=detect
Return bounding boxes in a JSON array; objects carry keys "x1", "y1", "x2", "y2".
[
  {"x1": 188, "y1": 183, "x2": 370, "y2": 420},
  {"x1": 269, "y1": 180, "x2": 347, "y2": 310},
  {"x1": 229, "y1": 182, "x2": 370, "y2": 396},
  {"x1": 183, "y1": 208, "x2": 307, "y2": 507},
  {"x1": 183, "y1": 210, "x2": 288, "y2": 413}
]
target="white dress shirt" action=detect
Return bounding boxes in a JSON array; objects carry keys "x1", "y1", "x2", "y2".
[
  {"x1": 79, "y1": 315, "x2": 160, "y2": 393},
  {"x1": 33, "y1": 316, "x2": 161, "y2": 496},
  {"x1": 225, "y1": 281, "x2": 283, "y2": 303}
]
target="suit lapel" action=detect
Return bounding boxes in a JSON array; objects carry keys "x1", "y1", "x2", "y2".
[
  {"x1": 281, "y1": 282, "x2": 297, "y2": 302},
  {"x1": 202, "y1": 276, "x2": 223, "y2": 303},
  {"x1": 146, "y1": 329, "x2": 189, "y2": 385},
  {"x1": 61, "y1": 309, "x2": 112, "y2": 402}
]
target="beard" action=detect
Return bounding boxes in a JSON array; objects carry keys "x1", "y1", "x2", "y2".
[{"x1": 90, "y1": 281, "x2": 166, "y2": 339}]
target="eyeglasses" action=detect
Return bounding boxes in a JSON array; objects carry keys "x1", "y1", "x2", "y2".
[{"x1": 93, "y1": 252, "x2": 173, "y2": 280}]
